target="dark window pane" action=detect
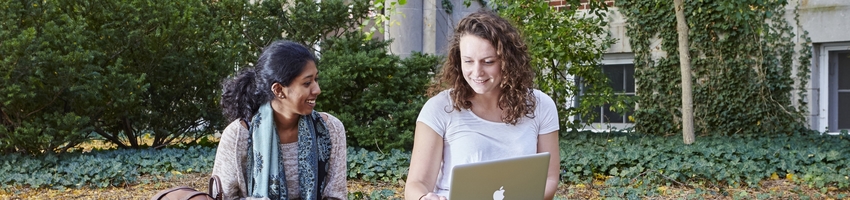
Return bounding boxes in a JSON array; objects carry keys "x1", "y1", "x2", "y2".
[
  {"x1": 839, "y1": 92, "x2": 850, "y2": 129},
  {"x1": 577, "y1": 77, "x2": 587, "y2": 94},
  {"x1": 605, "y1": 65, "x2": 625, "y2": 92},
  {"x1": 625, "y1": 64, "x2": 635, "y2": 93},
  {"x1": 581, "y1": 106, "x2": 602, "y2": 123},
  {"x1": 839, "y1": 52, "x2": 850, "y2": 90},
  {"x1": 603, "y1": 104, "x2": 624, "y2": 123}
]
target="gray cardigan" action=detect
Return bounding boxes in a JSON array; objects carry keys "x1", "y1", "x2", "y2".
[{"x1": 212, "y1": 113, "x2": 348, "y2": 200}]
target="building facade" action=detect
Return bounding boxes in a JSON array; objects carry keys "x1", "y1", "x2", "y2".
[{"x1": 386, "y1": 0, "x2": 850, "y2": 133}]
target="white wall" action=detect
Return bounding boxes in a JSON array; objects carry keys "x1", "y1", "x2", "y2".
[
  {"x1": 788, "y1": 0, "x2": 850, "y2": 133},
  {"x1": 387, "y1": 0, "x2": 485, "y2": 58}
]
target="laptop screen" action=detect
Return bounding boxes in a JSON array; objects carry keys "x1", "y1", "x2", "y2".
[{"x1": 448, "y1": 152, "x2": 550, "y2": 200}]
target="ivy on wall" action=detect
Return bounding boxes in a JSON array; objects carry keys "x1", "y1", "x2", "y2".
[{"x1": 616, "y1": 0, "x2": 812, "y2": 136}]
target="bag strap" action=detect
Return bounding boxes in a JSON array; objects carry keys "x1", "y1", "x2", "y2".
[
  {"x1": 180, "y1": 191, "x2": 213, "y2": 200},
  {"x1": 151, "y1": 186, "x2": 190, "y2": 200},
  {"x1": 150, "y1": 186, "x2": 204, "y2": 200},
  {"x1": 209, "y1": 175, "x2": 223, "y2": 200}
]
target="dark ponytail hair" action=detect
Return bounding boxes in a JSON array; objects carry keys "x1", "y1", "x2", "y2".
[{"x1": 220, "y1": 40, "x2": 317, "y2": 123}]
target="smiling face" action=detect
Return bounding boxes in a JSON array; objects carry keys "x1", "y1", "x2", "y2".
[
  {"x1": 460, "y1": 34, "x2": 502, "y2": 97},
  {"x1": 272, "y1": 60, "x2": 321, "y2": 117}
]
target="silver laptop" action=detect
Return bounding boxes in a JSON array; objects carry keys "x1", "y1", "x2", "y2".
[{"x1": 448, "y1": 152, "x2": 550, "y2": 200}]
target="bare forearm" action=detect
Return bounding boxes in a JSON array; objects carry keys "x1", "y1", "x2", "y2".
[
  {"x1": 404, "y1": 182, "x2": 431, "y2": 200},
  {"x1": 544, "y1": 178, "x2": 558, "y2": 200}
]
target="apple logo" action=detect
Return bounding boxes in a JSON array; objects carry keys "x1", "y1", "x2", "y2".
[{"x1": 492, "y1": 186, "x2": 505, "y2": 200}]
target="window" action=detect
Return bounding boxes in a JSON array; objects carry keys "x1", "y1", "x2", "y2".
[
  {"x1": 828, "y1": 50, "x2": 850, "y2": 132},
  {"x1": 817, "y1": 43, "x2": 850, "y2": 134},
  {"x1": 577, "y1": 63, "x2": 635, "y2": 124}
]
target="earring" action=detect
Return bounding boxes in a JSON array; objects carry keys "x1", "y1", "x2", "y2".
[{"x1": 278, "y1": 95, "x2": 285, "y2": 99}]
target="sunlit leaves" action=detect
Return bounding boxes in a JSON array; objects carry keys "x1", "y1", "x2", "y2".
[{"x1": 488, "y1": 0, "x2": 623, "y2": 132}]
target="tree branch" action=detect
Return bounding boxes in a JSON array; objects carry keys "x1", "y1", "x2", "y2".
[
  {"x1": 24, "y1": 90, "x2": 63, "y2": 118},
  {"x1": 122, "y1": 117, "x2": 138, "y2": 147},
  {"x1": 0, "y1": 106, "x2": 14, "y2": 126},
  {"x1": 94, "y1": 126, "x2": 128, "y2": 149}
]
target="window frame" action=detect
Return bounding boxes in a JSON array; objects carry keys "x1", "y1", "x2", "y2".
[
  {"x1": 819, "y1": 43, "x2": 850, "y2": 134},
  {"x1": 576, "y1": 53, "x2": 636, "y2": 131}
]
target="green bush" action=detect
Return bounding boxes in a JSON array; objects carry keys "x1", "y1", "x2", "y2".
[
  {"x1": 1, "y1": 0, "x2": 376, "y2": 153},
  {"x1": 0, "y1": 146, "x2": 215, "y2": 190},
  {"x1": 346, "y1": 147, "x2": 410, "y2": 183},
  {"x1": 0, "y1": 0, "x2": 249, "y2": 153},
  {"x1": 0, "y1": 145, "x2": 410, "y2": 191},
  {"x1": 560, "y1": 130, "x2": 850, "y2": 192},
  {"x1": 318, "y1": 33, "x2": 441, "y2": 151},
  {"x1": 0, "y1": 0, "x2": 113, "y2": 154}
]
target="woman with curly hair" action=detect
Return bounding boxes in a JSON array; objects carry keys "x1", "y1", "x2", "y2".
[
  {"x1": 404, "y1": 9, "x2": 560, "y2": 200},
  {"x1": 213, "y1": 40, "x2": 347, "y2": 200}
]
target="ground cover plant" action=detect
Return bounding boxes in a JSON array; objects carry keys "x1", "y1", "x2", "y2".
[
  {"x1": 2, "y1": 130, "x2": 847, "y2": 199},
  {"x1": 559, "y1": 130, "x2": 850, "y2": 199}
]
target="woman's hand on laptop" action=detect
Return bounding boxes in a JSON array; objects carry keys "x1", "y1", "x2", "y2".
[{"x1": 419, "y1": 192, "x2": 447, "y2": 200}]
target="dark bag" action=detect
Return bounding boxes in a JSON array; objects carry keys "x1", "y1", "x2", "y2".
[{"x1": 150, "y1": 175, "x2": 223, "y2": 200}]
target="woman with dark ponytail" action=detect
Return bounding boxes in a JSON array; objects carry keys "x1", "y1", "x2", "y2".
[{"x1": 213, "y1": 40, "x2": 347, "y2": 200}]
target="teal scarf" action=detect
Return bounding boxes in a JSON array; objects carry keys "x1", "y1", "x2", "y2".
[{"x1": 246, "y1": 102, "x2": 332, "y2": 200}]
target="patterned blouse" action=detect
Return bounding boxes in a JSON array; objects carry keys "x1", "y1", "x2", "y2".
[{"x1": 212, "y1": 113, "x2": 347, "y2": 200}]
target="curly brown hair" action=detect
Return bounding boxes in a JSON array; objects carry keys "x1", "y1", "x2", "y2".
[{"x1": 428, "y1": 9, "x2": 536, "y2": 125}]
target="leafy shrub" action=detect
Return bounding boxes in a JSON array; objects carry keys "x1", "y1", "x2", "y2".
[
  {"x1": 1, "y1": 0, "x2": 376, "y2": 153},
  {"x1": 0, "y1": 0, "x2": 248, "y2": 153},
  {"x1": 346, "y1": 147, "x2": 411, "y2": 184},
  {"x1": 0, "y1": 146, "x2": 215, "y2": 190},
  {"x1": 318, "y1": 33, "x2": 441, "y2": 151},
  {"x1": 560, "y1": 130, "x2": 850, "y2": 192},
  {"x1": 348, "y1": 188, "x2": 398, "y2": 200},
  {"x1": 0, "y1": 144, "x2": 414, "y2": 191}
]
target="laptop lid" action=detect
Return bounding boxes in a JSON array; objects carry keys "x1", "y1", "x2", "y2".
[{"x1": 448, "y1": 152, "x2": 550, "y2": 200}]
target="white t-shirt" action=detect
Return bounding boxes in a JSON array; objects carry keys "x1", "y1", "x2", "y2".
[{"x1": 417, "y1": 89, "x2": 560, "y2": 196}]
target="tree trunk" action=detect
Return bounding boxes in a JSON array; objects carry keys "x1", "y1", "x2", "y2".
[{"x1": 674, "y1": 0, "x2": 695, "y2": 144}]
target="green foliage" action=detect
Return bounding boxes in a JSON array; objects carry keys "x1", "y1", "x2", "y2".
[
  {"x1": 441, "y1": 0, "x2": 454, "y2": 14},
  {"x1": 560, "y1": 130, "x2": 850, "y2": 196},
  {"x1": 617, "y1": 0, "x2": 812, "y2": 136},
  {"x1": 0, "y1": 145, "x2": 413, "y2": 191},
  {"x1": 8, "y1": 133, "x2": 849, "y2": 196},
  {"x1": 486, "y1": 0, "x2": 625, "y2": 132},
  {"x1": 0, "y1": 146, "x2": 215, "y2": 190},
  {"x1": 318, "y1": 34, "x2": 441, "y2": 151},
  {"x1": 0, "y1": 0, "x2": 141, "y2": 153},
  {"x1": 0, "y1": 0, "x2": 248, "y2": 152},
  {"x1": 348, "y1": 188, "x2": 398, "y2": 200},
  {"x1": 89, "y1": 0, "x2": 247, "y2": 148},
  {"x1": 240, "y1": 0, "x2": 372, "y2": 51},
  {"x1": 1, "y1": 0, "x2": 382, "y2": 153},
  {"x1": 363, "y1": 0, "x2": 407, "y2": 39},
  {"x1": 347, "y1": 147, "x2": 410, "y2": 184}
]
